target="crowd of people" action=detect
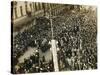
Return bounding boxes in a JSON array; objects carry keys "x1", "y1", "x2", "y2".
[
  {"x1": 12, "y1": 16, "x2": 52, "y2": 73},
  {"x1": 12, "y1": 6, "x2": 97, "y2": 74},
  {"x1": 13, "y1": 48, "x2": 54, "y2": 73},
  {"x1": 56, "y1": 7, "x2": 97, "y2": 71}
]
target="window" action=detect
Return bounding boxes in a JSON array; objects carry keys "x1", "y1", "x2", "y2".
[
  {"x1": 14, "y1": 7, "x2": 18, "y2": 18},
  {"x1": 35, "y1": 3, "x2": 37, "y2": 11},
  {"x1": 20, "y1": 6, "x2": 23, "y2": 16},
  {"x1": 30, "y1": 3, "x2": 32, "y2": 11},
  {"x1": 38, "y1": 3, "x2": 41, "y2": 10},
  {"x1": 25, "y1": 2, "x2": 27, "y2": 13}
]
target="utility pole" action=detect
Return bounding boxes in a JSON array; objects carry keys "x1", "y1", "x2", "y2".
[{"x1": 49, "y1": 5, "x2": 59, "y2": 72}]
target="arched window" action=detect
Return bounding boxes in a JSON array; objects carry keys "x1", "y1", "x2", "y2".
[
  {"x1": 25, "y1": 2, "x2": 27, "y2": 13},
  {"x1": 35, "y1": 3, "x2": 37, "y2": 11},
  {"x1": 14, "y1": 7, "x2": 17, "y2": 18},
  {"x1": 30, "y1": 3, "x2": 32, "y2": 11},
  {"x1": 38, "y1": 3, "x2": 41, "y2": 10},
  {"x1": 42, "y1": 3, "x2": 46, "y2": 16},
  {"x1": 20, "y1": 6, "x2": 23, "y2": 16}
]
